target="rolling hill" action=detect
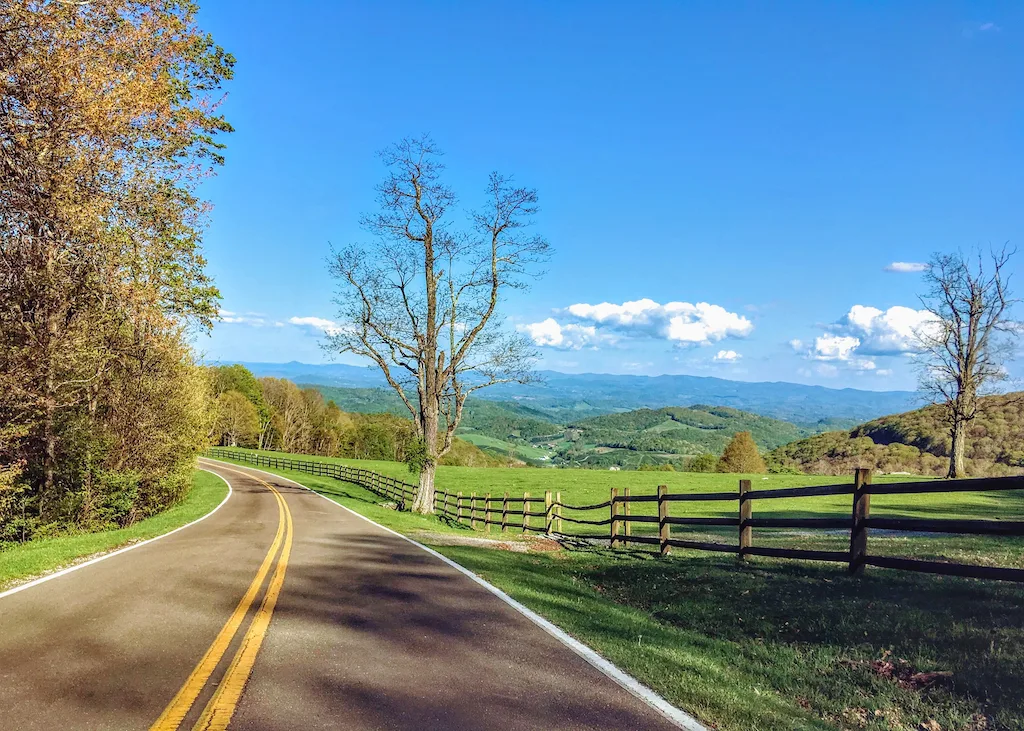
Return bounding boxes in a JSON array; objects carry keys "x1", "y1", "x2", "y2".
[
  {"x1": 235, "y1": 361, "x2": 918, "y2": 427},
  {"x1": 304, "y1": 385, "x2": 815, "y2": 469},
  {"x1": 767, "y1": 392, "x2": 1024, "y2": 477}
]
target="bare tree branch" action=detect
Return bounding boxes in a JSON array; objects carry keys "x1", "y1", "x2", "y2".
[
  {"x1": 917, "y1": 245, "x2": 1020, "y2": 477},
  {"x1": 325, "y1": 137, "x2": 551, "y2": 512}
]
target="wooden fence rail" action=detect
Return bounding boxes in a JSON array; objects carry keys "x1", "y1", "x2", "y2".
[{"x1": 204, "y1": 448, "x2": 1024, "y2": 583}]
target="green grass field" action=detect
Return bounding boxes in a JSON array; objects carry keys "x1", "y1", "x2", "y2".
[
  {"x1": 0, "y1": 470, "x2": 229, "y2": 591},
  {"x1": 217, "y1": 447, "x2": 1024, "y2": 565},
  {"x1": 207, "y1": 452, "x2": 1024, "y2": 731},
  {"x1": 455, "y1": 431, "x2": 554, "y2": 461}
]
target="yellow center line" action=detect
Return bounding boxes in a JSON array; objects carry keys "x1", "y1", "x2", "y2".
[
  {"x1": 191, "y1": 489, "x2": 293, "y2": 731},
  {"x1": 150, "y1": 465, "x2": 292, "y2": 731}
]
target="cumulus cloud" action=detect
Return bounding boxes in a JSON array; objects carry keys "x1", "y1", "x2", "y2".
[
  {"x1": 713, "y1": 350, "x2": 741, "y2": 362},
  {"x1": 791, "y1": 303, "x2": 939, "y2": 377},
  {"x1": 517, "y1": 318, "x2": 612, "y2": 350},
  {"x1": 884, "y1": 261, "x2": 927, "y2": 273},
  {"x1": 834, "y1": 304, "x2": 937, "y2": 355},
  {"x1": 807, "y1": 334, "x2": 861, "y2": 361},
  {"x1": 561, "y1": 298, "x2": 752, "y2": 345},
  {"x1": 979, "y1": 21, "x2": 1001, "y2": 31},
  {"x1": 289, "y1": 316, "x2": 345, "y2": 336}
]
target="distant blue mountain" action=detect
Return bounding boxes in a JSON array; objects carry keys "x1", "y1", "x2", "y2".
[{"x1": 233, "y1": 361, "x2": 920, "y2": 427}]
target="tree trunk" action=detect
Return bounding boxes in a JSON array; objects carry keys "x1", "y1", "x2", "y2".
[
  {"x1": 41, "y1": 353, "x2": 57, "y2": 522},
  {"x1": 412, "y1": 411, "x2": 439, "y2": 514},
  {"x1": 948, "y1": 419, "x2": 966, "y2": 479},
  {"x1": 82, "y1": 382, "x2": 99, "y2": 525},
  {"x1": 413, "y1": 460, "x2": 436, "y2": 514}
]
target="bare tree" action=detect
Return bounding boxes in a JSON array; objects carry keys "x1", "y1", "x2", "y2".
[
  {"x1": 918, "y1": 246, "x2": 1020, "y2": 478},
  {"x1": 327, "y1": 137, "x2": 550, "y2": 513}
]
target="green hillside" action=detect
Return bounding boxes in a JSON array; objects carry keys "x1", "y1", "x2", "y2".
[
  {"x1": 571, "y1": 405, "x2": 807, "y2": 453},
  {"x1": 768, "y1": 392, "x2": 1024, "y2": 477},
  {"x1": 308, "y1": 386, "x2": 815, "y2": 469}
]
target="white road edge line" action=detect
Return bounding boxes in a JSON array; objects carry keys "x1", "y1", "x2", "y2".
[
  {"x1": 0, "y1": 469, "x2": 234, "y2": 601},
  {"x1": 200, "y1": 457, "x2": 708, "y2": 731}
]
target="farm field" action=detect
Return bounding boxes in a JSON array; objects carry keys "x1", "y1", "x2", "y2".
[
  {"x1": 0, "y1": 470, "x2": 228, "y2": 591},
  {"x1": 213, "y1": 454, "x2": 1024, "y2": 731},
  {"x1": 455, "y1": 431, "x2": 555, "y2": 461}
]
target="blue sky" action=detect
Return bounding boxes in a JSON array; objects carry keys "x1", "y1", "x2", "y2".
[{"x1": 195, "y1": 1, "x2": 1022, "y2": 391}]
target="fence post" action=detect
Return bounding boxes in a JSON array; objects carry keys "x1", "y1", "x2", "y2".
[
  {"x1": 556, "y1": 491, "x2": 563, "y2": 534},
  {"x1": 610, "y1": 487, "x2": 620, "y2": 548},
  {"x1": 442, "y1": 490, "x2": 450, "y2": 518},
  {"x1": 623, "y1": 487, "x2": 631, "y2": 542},
  {"x1": 485, "y1": 493, "x2": 492, "y2": 533},
  {"x1": 849, "y1": 468, "x2": 872, "y2": 575},
  {"x1": 470, "y1": 493, "x2": 478, "y2": 530},
  {"x1": 658, "y1": 485, "x2": 670, "y2": 556},
  {"x1": 501, "y1": 492, "x2": 509, "y2": 532},
  {"x1": 739, "y1": 479, "x2": 752, "y2": 560},
  {"x1": 457, "y1": 492, "x2": 464, "y2": 524},
  {"x1": 523, "y1": 492, "x2": 531, "y2": 533},
  {"x1": 544, "y1": 491, "x2": 553, "y2": 535}
]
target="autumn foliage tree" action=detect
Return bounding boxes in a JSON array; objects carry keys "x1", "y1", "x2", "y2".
[
  {"x1": 718, "y1": 431, "x2": 767, "y2": 473},
  {"x1": 0, "y1": 1, "x2": 231, "y2": 537}
]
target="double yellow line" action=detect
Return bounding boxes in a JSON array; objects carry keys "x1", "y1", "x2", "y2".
[{"x1": 151, "y1": 466, "x2": 293, "y2": 731}]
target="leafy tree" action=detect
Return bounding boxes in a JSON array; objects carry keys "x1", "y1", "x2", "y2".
[
  {"x1": 212, "y1": 365, "x2": 273, "y2": 448},
  {"x1": 685, "y1": 453, "x2": 719, "y2": 473},
  {"x1": 0, "y1": 1, "x2": 230, "y2": 534},
  {"x1": 918, "y1": 247, "x2": 1020, "y2": 478},
  {"x1": 327, "y1": 137, "x2": 549, "y2": 513},
  {"x1": 215, "y1": 391, "x2": 260, "y2": 447},
  {"x1": 717, "y1": 432, "x2": 766, "y2": 473}
]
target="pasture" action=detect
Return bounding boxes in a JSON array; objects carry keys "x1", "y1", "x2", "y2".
[{"x1": 218, "y1": 447, "x2": 1024, "y2": 568}]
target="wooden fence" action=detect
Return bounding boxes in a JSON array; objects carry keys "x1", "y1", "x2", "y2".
[{"x1": 204, "y1": 449, "x2": 1024, "y2": 583}]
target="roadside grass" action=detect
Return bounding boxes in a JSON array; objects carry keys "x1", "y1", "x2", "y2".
[
  {"x1": 0, "y1": 470, "x2": 228, "y2": 591},
  {"x1": 216, "y1": 454, "x2": 1024, "y2": 731}
]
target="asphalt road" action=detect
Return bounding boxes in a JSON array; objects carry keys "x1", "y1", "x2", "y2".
[{"x1": 0, "y1": 459, "x2": 685, "y2": 730}]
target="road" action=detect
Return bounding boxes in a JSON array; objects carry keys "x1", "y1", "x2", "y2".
[{"x1": 0, "y1": 459, "x2": 688, "y2": 730}]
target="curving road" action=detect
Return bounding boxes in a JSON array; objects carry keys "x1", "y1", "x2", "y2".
[{"x1": 0, "y1": 459, "x2": 687, "y2": 730}]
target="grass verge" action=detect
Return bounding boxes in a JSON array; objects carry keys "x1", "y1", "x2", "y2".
[
  {"x1": 218, "y1": 455, "x2": 1024, "y2": 731},
  {"x1": 0, "y1": 469, "x2": 228, "y2": 592}
]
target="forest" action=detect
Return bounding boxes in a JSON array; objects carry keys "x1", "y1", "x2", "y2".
[
  {"x1": 767, "y1": 393, "x2": 1024, "y2": 477},
  {"x1": 210, "y1": 366, "x2": 503, "y2": 469},
  {"x1": 0, "y1": 2, "x2": 232, "y2": 545}
]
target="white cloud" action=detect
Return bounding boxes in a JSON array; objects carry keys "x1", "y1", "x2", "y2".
[
  {"x1": 517, "y1": 318, "x2": 612, "y2": 350},
  {"x1": 809, "y1": 334, "x2": 861, "y2": 361},
  {"x1": 884, "y1": 261, "x2": 927, "y2": 273},
  {"x1": 289, "y1": 316, "x2": 345, "y2": 336},
  {"x1": 563, "y1": 298, "x2": 752, "y2": 345},
  {"x1": 979, "y1": 21, "x2": 1001, "y2": 32},
  {"x1": 219, "y1": 309, "x2": 268, "y2": 327},
  {"x1": 713, "y1": 350, "x2": 741, "y2": 362},
  {"x1": 835, "y1": 304, "x2": 937, "y2": 355},
  {"x1": 791, "y1": 302, "x2": 940, "y2": 379}
]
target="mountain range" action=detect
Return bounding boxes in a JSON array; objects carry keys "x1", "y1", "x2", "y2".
[{"x1": 236, "y1": 361, "x2": 920, "y2": 427}]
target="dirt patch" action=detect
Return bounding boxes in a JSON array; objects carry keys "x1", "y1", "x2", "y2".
[{"x1": 409, "y1": 531, "x2": 562, "y2": 553}]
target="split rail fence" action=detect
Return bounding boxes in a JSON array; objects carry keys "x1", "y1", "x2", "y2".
[{"x1": 205, "y1": 449, "x2": 1024, "y2": 583}]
